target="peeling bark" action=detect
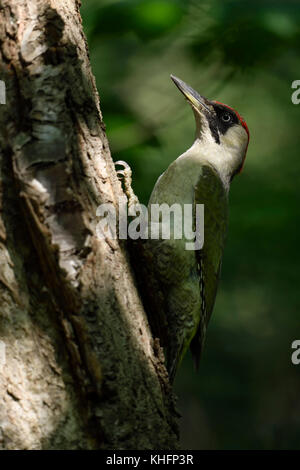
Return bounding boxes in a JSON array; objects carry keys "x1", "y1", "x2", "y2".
[{"x1": 0, "y1": 0, "x2": 178, "y2": 449}]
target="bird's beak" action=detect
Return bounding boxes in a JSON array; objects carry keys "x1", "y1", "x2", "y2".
[{"x1": 170, "y1": 75, "x2": 211, "y2": 114}]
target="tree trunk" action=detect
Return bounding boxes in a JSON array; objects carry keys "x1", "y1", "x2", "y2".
[{"x1": 0, "y1": 0, "x2": 178, "y2": 449}]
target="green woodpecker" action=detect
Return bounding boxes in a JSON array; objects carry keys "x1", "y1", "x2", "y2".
[{"x1": 127, "y1": 75, "x2": 249, "y2": 382}]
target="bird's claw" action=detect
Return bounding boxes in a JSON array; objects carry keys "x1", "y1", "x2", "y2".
[
  {"x1": 114, "y1": 160, "x2": 139, "y2": 210},
  {"x1": 115, "y1": 160, "x2": 132, "y2": 180}
]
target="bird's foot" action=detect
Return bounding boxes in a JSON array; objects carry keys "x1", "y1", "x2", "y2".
[{"x1": 115, "y1": 160, "x2": 140, "y2": 210}]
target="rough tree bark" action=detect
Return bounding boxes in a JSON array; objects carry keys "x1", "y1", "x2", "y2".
[{"x1": 0, "y1": 0, "x2": 178, "y2": 449}]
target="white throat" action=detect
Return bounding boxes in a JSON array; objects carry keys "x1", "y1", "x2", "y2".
[{"x1": 193, "y1": 122, "x2": 248, "y2": 186}]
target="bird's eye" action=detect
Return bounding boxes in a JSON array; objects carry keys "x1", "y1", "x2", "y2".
[{"x1": 222, "y1": 113, "x2": 231, "y2": 123}]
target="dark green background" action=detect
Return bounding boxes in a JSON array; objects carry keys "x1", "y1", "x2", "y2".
[{"x1": 81, "y1": 0, "x2": 300, "y2": 449}]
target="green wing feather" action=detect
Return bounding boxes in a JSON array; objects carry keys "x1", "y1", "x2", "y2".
[
  {"x1": 130, "y1": 164, "x2": 228, "y2": 381},
  {"x1": 190, "y1": 165, "x2": 229, "y2": 367}
]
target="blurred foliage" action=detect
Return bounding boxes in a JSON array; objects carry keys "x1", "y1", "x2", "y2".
[
  {"x1": 81, "y1": 0, "x2": 300, "y2": 449},
  {"x1": 83, "y1": 0, "x2": 186, "y2": 41},
  {"x1": 189, "y1": 1, "x2": 300, "y2": 68}
]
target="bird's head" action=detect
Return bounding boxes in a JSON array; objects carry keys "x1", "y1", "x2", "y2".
[{"x1": 171, "y1": 75, "x2": 249, "y2": 182}]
